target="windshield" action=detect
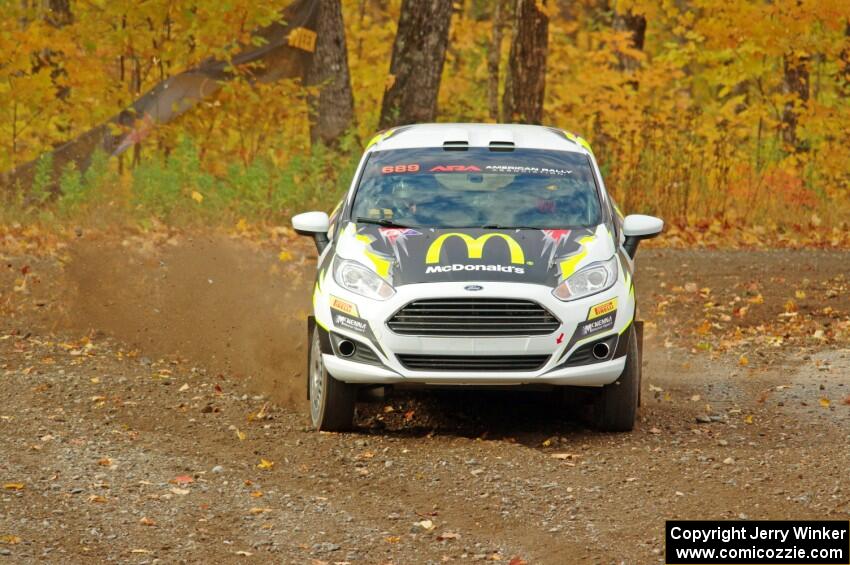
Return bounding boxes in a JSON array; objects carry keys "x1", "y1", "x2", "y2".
[{"x1": 350, "y1": 147, "x2": 602, "y2": 229}]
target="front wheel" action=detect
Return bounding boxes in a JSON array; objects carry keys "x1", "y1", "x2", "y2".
[
  {"x1": 308, "y1": 327, "x2": 356, "y2": 431},
  {"x1": 592, "y1": 327, "x2": 640, "y2": 432}
]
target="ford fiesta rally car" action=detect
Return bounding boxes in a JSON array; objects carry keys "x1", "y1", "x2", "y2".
[{"x1": 292, "y1": 123, "x2": 662, "y2": 432}]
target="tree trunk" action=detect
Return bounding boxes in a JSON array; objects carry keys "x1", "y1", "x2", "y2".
[
  {"x1": 502, "y1": 0, "x2": 548, "y2": 124},
  {"x1": 612, "y1": 9, "x2": 646, "y2": 74},
  {"x1": 45, "y1": 0, "x2": 72, "y2": 27},
  {"x1": 782, "y1": 50, "x2": 810, "y2": 152},
  {"x1": 378, "y1": 0, "x2": 454, "y2": 129},
  {"x1": 304, "y1": 0, "x2": 355, "y2": 146},
  {"x1": 487, "y1": 0, "x2": 508, "y2": 121},
  {"x1": 839, "y1": 21, "x2": 850, "y2": 95}
]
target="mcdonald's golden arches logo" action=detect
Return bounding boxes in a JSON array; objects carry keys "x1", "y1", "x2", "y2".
[{"x1": 425, "y1": 233, "x2": 525, "y2": 265}]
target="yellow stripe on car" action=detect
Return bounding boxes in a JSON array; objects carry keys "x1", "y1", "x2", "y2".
[
  {"x1": 354, "y1": 233, "x2": 392, "y2": 278},
  {"x1": 564, "y1": 131, "x2": 594, "y2": 155},
  {"x1": 558, "y1": 235, "x2": 596, "y2": 280},
  {"x1": 365, "y1": 128, "x2": 397, "y2": 149}
]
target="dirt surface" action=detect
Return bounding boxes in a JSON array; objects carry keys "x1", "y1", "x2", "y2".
[{"x1": 1, "y1": 233, "x2": 849, "y2": 563}]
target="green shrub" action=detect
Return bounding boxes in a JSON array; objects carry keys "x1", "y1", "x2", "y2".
[
  {"x1": 30, "y1": 154, "x2": 54, "y2": 207},
  {"x1": 57, "y1": 163, "x2": 84, "y2": 216}
]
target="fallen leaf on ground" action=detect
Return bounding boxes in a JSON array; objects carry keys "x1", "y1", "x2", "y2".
[
  {"x1": 739, "y1": 355, "x2": 749, "y2": 366},
  {"x1": 235, "y1": 429, "x2": 246, "y2": 441},
  {"x1": 139, "y1": 517, "x2": 156, "y2": 526},
  {"x1": 819, "y1": 398, "x2": 830, "y2": 408},
  {"x1": 257, "y1": 458, "x2": 274, "y2": 470},
  {"x1": 250, "y1": 491, "x2": 263, "y2": 498},
  {"x1": 0, "y1": 535, "x2": 21, "y2": 545},
  {"x1": 3, "y1": 483, "x2": 24, "y2": 490},
  {"x1": 98, "y1": 458, "x2": 112, "y2": 466},
  {"x1": 88, "y1": 495, "x2": 107, "y2": 503},
  {"x1": 744, "y1": 415, "x2": 754, "y2": 424},
  {"x1": 550, "y1": 453, "x2": 579, "y2": 460},
  {"x1": 249, "y1": 403, "x2": 269, "y2": 421},
  {"x1": 249, "y1": 507, "x2": 272, "y2": 514},
  {"x1": 171, "y1": 475, "x2": 194, "y2": 486}
]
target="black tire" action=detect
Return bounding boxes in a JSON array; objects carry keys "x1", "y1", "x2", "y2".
[
  {"x1": 593, "y1": 328, "x2": 640, "y2": 432},
  {"x1": 308, "y1": 327, "x2": 356, "y2": 431}
]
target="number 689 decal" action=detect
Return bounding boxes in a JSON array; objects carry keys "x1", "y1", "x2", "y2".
[{"x1": 381, "y1": 164, "x2": 420, "y2": 174}]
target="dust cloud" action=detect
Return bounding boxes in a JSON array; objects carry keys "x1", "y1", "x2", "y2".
[{"x1": 63, "y1": 235, "x2": 314, "y2": 407}]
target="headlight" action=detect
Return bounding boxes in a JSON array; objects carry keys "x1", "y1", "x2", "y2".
[
  {"x1": 333, "y1": 258, "x2": 395, "y2": 300},
  {"x1": 553, "y1": 256, "x2": 618, "y2": 301}
]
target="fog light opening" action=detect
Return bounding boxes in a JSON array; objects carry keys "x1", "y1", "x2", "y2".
[
  {"x1": 592, "y1": 342, "x2": 610, "y2": 360},
  {"x1": 337, "y1": 339, "x2": 356, "y2": 358}
]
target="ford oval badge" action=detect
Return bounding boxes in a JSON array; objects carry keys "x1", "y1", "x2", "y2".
[{"x1": 464, "y1": 285, "x2": 483, "y2": 291}]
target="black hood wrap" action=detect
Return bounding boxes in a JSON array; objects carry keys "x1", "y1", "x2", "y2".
[{"x1": 347, "y1": 223, "x2": 605, "y2": 287}]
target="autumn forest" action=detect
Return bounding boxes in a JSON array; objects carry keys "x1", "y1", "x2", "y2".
[{"x1": 2, "y1": 0, "x2": 849, "y2": 234}]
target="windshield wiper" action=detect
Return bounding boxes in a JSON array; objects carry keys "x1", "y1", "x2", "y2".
[
  {"x1": 478, "y1": 224, "x2": 541, "y2": 230},
  {"x1": 355, "y1": 217, "x2": 415, "y2": 229}
]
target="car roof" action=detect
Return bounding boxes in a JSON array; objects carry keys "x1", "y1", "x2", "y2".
[{"x1": 367, "y1": 123, "x2": 591, "y2": 155}]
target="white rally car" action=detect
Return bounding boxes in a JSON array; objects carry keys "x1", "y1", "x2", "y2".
[{"x1": 292, "y1": 123, "x2": 662, "y2": 432}]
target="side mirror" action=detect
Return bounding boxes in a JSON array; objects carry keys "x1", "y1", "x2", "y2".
[
  {"x1": 622, "y1": 214, "x2": 663, "y2": 258},
  {"x1": 292, "y1": 211, "x2": 330, "y2": 253}
]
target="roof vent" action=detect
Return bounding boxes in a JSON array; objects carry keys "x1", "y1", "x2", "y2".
[
  {"x1": 443, "y1": 140, "x2": 469, "y2": 151},
  {"x1": 489, "y1": 141, "x2": 515, "y2": 152}
]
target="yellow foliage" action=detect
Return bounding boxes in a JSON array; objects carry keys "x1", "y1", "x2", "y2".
[{"x1": 0, "y1": 0, "x2": 848, "y2": 227}]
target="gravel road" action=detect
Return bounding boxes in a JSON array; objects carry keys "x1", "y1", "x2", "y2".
[{"x1": 1, "y1": 236, "x2": 848, "y2": 563}]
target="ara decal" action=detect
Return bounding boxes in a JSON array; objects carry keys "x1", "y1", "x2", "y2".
[{"x1": 429, "y1": 165, "x2": 481, "y2": 172}]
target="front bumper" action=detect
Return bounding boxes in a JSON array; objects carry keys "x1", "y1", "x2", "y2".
[
  {"x1": 315, "y1": 279, "x2": 634, "y2": 387},
  {"x1": 324, "y1": 353, "x2": 626, "y2": 386}
]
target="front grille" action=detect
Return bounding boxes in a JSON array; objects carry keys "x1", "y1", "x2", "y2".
[
  {"x1": 397, "y1": 354, "x2": 549, "y2": 372},
  {"x1": 387, "y1": 298, "x2": 559, "y2": 337}
]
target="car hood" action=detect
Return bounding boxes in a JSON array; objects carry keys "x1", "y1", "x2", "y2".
[{"x1": 334, "y1": 222, "x2": 616, "y2": 288}]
